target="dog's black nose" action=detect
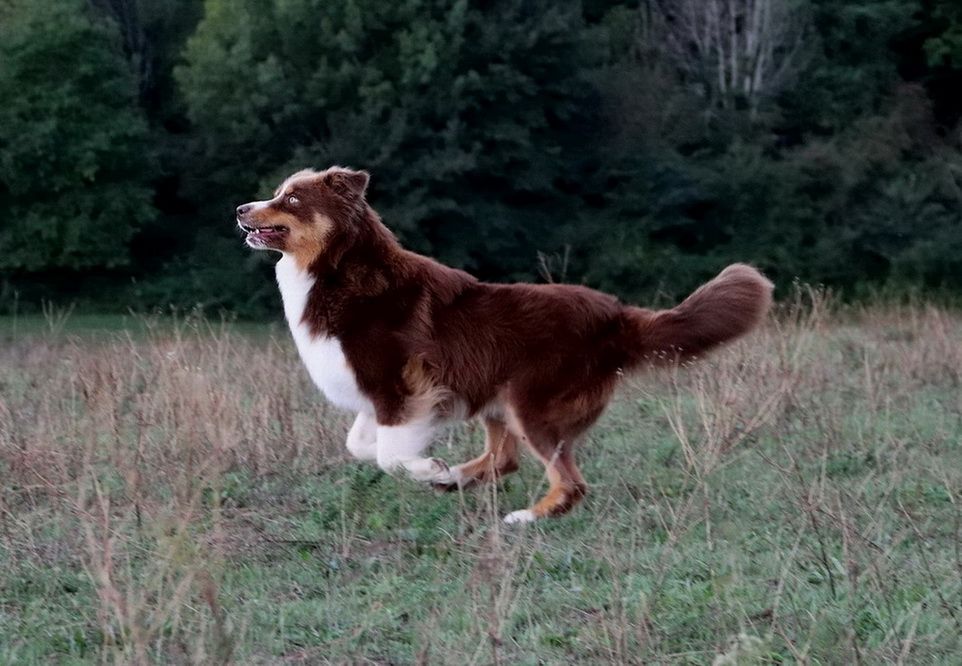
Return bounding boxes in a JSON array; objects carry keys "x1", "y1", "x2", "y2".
[{"x1": 236, "y1": 203, "x2": 252, "y2": 217}]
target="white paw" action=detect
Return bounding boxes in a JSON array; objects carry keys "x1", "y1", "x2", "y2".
[
  {"x1": 435, "y1": 464, "x2": 463, "y2": 487},
  {"x1": 503, "y1": 509, "x2": 537, "y2": 525},
  {"x1": 405, "y1": 457, "x2": 455, "y2": 484}
]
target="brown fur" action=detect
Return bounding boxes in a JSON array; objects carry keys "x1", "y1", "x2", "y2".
[{"x1": 237, "y1": 166, "x2": 774, "y2": 519}]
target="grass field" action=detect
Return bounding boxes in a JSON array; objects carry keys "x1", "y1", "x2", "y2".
[{"x1": 2, "y1": 294, "x2": 962, "y2": 664}]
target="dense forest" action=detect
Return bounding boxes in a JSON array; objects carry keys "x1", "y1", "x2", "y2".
[{"x1": 1, "y1": 0, "x2": 961, "y2": 316}]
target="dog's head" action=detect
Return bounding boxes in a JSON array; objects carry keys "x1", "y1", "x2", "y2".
[{"x1": 235, "y1": 166, "x2": 371, "y2": 266}]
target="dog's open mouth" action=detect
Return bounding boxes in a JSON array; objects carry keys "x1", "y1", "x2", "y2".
[{"x1": 240, "y1": 224, "x2": 289, "y2": 247}]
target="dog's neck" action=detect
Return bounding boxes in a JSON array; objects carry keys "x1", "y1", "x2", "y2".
[{"x1": 280, "y1": 226, "x2": 411, "y2": 339}]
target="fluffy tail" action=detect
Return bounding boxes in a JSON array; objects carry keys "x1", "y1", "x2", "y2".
[{"x1": 625, "y1": 264, "x2": 774, "y2": 366}]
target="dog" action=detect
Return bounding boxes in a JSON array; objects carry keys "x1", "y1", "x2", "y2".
[{"x1": 236, "y1": 166, "x2": 773, "y2": 523}]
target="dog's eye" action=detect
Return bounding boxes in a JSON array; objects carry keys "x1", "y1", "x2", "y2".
[{"x1": 287, "y1": 195, "x2": 299, "y2": 205}]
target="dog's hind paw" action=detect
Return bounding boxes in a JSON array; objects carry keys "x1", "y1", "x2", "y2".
[{"x1": 503, "y1": 509, "x2": 537, "y2": 525}]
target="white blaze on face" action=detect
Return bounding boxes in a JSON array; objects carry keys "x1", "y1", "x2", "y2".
[
  {"x1": 237, "y1": 199, "x2": 271, "y2": 225},
  {"x1": 238, "y1": 199, "x2": 274, "y2": 248}
]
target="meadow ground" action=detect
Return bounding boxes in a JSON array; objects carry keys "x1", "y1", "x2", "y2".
[{"x1": 2, "y1": 293, "x2": 962, "y2": 664}]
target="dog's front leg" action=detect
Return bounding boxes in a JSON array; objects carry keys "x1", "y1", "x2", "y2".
[
  {"x1": 345, "y1": 412, "x2": 378, "y2": 460},
  {"x1": 375, "y1": 417, "x2": 455, "y2": 485}
]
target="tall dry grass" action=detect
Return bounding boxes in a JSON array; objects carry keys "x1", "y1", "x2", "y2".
[
  {"x1": 2, "y1": 316, "x2": 349, "y2": 662},
  {"x1": 2, "y1": 292, "x2": 962, "y2": 663}
]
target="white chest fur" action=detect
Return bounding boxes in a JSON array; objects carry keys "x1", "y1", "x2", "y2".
[{"x1": 275, "y1": 256, "x2": 373, "y2": 414}]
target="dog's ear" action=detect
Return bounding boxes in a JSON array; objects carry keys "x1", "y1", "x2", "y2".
[{"x1": 326, "y1": 168, "x2": 370, "y2": 199}]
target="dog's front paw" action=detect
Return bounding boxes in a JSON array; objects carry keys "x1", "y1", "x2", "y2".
[
  {"x1": 432, "y1": 463, "x2": 474, "y2": 492},
  {"x1": 405, "y1": 457, "x2": 457, "y2": 485}
]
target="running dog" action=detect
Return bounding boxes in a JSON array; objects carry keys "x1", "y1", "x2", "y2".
[{"x1": 236, "y1": 166, "x2": 773, "y2": 523}]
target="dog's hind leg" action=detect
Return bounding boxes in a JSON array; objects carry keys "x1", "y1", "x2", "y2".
[
  {"x1": 501, "y1": 393, "x2": 607, "y2": 524},
  {"x1": 503, "y1": 430, "x2": 587, "y2": 524}
]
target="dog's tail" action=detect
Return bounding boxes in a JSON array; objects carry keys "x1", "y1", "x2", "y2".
[{"x1": 624, "y1": 264, "x2": 774, "y2": 367}]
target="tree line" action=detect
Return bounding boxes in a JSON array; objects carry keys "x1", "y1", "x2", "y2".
[{"x1": 1, "y1": 0, "x2": 961, "y2": 316}]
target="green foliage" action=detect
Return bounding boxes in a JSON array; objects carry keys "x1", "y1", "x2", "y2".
[
  {"x1": 0, "y1": 0, "x2": 156, "y2": 271},
  {"x1": 924, "y1": 0, "x2": 962, "y2": 68},
  {"x1": 176, "y1": 0, "x2": 592, "y2": 282},
  {"x1": 781, "y1": 0, "x2": 919, "y2": 132},
  {"x1": 2, "y1": 0, "x2": 962, "y2": 312},
  {"x1": 564, "y1": 0, "x2": 962, "y2": 301}
]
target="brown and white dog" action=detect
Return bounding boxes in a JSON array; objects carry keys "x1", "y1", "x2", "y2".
[{"x1": 236, "y1": 166, "x2": 773, "y2": 523}]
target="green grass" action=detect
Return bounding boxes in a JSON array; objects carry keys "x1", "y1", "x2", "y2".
[
  {"x1": 2, "y1": 304, "x2": 962, "y2": 663},
  {"x1": 0, "y1": 311, "x2": 280, "y2": 341}
]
